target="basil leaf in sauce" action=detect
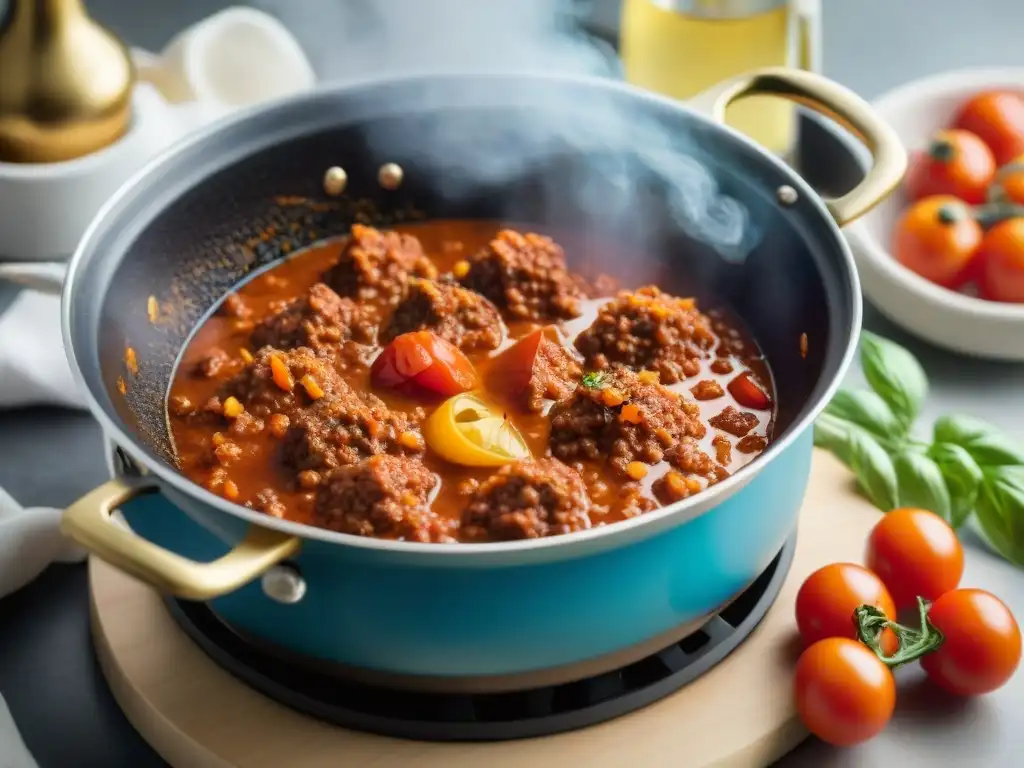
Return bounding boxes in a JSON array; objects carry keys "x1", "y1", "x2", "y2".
[
  {"x1": 975, "y1": 466, "x2": 1024, "y2": 567},
  {"x1": 928, "y1": 443, "x2": 983, "y2": 529},
  {"x1": 933, "y1": 414, "x2": 1024, "y2": 467},
  {"x1": 893, "y1": 449, "x2": 952, "y2": 524},
  {"x1": 824, "y1": 390, "x2": 901, "y2": 441},
  {"x1": 859, "y1": 331, "x2": 928, "y2": 432},
  {"x1": 848, "y1": 429, "x2": 899, "y2": 512}
]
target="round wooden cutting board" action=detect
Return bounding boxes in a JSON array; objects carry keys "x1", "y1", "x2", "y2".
[{"x1": 89, "y1": 450, "x2": 880, "y2": 768}]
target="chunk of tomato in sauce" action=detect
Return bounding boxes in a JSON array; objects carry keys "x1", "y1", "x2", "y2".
[
  {"x1": 727, "y1": 370, "x2": 772, "y2": 410},
  {"x1": 371, "y1": 330, "x2": 476, "y2": 398},
  {"x1": 489, "y1": 326, "x2": 556, "y2": 395}
]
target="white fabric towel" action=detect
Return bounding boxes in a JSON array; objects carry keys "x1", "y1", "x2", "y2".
[{"x1": 0, "y1": 287, "x2": 82, "y2": 411}]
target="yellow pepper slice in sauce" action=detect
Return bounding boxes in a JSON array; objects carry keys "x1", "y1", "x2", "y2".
[{"x1": 423, "y1": 392, "x2": 531, "y2": 467}]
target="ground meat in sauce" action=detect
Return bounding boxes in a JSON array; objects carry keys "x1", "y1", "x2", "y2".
[
  {"x1": 281, "y1": 382, "x2": 424, "y2": 472},
  {"x1": 313, "y1": 455, "x2": 454, "y2": 543},
  {"x1": 250, "y1": 282, "x2": 378, "y2": 352},
  {"x1": 574, "y1": 286, "x2": 716, "y2": 384},
  {"x1": 214, "y1": 346, "x2": 344, "y2": 421},
  {"x1": 221, "y1": 293, "x2": 252, "y2": 319},
  {"x1": 549, "y1": 368, "x2": 706, "y2": 478},
  {"x1": 458, "y1": 229, "x2": 584, "y2": 321},
  {"x1": 323, "y1": 224, "x2": 437, "y2": 306},
  {"x1": 737, "y1": 434, "x2": 767, "y2": 453},
  {"x1": 709, "y1": 406, "x2": 759, "y2": 437},
  {"x1": 618, "y1": 484, "x2": 658, "y2": 519},
  {"x1": 660, "y1": 437, "x2": 729, "y2": 490},
  {"x1": 652, "y1": 468, "x2": 707, "y2": 505},
  {"x1": 712, "y1": 434, "x2": 733, "y2": 466},
  {"x1": 461, "y1": 458, "x2": 591, "y2": 541},
  {"x1": 381, "y1": 278, "x2": 503, "y2": 351},
  {"x1": 691, "y1": 379, "x2": 725, "y2": 400},
  {"x1": 168, "y1": 222, "x2": 777, "y2": 543},
  {"x1": 195, "y1": 348, "x2": 239, "y2": 379}
]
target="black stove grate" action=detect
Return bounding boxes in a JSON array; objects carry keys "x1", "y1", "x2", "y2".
[{"x1": 166, "y1": 536, "x2": 794, "y2": 742}]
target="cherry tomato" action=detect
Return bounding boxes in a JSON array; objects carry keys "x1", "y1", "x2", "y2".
[
  {"x1": 952, "y1": 91, "x2": 1024, "y2": 166},
  {"x1": 371, "y1": 331, "x2": 476, "y2": 397},
  {"x1": 892, "y1": 196, "x2": 983, "y2": 289},
  {"x1": 990, "y1": 156, "x2": 1024, "y2": 205},
  {"x1": 727, "y1": 370, "x2": 772, "y2": 410},
  {"x1": 977, "y1": 218, "x2": 1024, "y2": 303},
  {"x1": 865, "y1": 507, "x2": 964, "y2": 609},
  {"x1": 921, "y1": 589, "x2": 1021, "y2": 696},
  {"x1": 794, "y1": 638, "x2": 896, "y2": 746},
  {"x1": 795, "y1": 563, "x2": 898, "y2": 654},
  {"x1": 905, "y1": 130, "x2": 996, "y2": 204}
]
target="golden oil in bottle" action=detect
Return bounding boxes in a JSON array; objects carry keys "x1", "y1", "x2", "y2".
[{"x1": 621, "y1": 0, "x2": 818, "y2": 156}]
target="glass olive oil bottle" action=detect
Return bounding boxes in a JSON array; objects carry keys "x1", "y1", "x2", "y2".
[{"x1": 621, "y1": 0, "x2": 819, "y2": 156}]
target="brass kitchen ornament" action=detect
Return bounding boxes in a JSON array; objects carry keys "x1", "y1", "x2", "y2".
[{"x1": 0, "y1": 0, "x2": 135, "y2": 163}]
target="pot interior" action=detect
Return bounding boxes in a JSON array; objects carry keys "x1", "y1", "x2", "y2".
[{"x1": 66, "y1": 76, "x2": 859, "y2": 482}]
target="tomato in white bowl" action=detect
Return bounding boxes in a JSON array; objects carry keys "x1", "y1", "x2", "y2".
[{"x1": 845, "y1": 68, "x2": 1024, "y2": 361}]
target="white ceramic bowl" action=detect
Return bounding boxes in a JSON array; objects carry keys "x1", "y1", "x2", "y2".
[{"x1": 845, "y1": 68, "x2": 1024, "y2": 361}]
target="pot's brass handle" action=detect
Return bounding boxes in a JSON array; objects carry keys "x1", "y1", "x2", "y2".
[
  {"x1": 688, "y1": 66, "x2": 906, "y2": 227},
  {"x1": 61, "y1": 476, "x2": 302, "y2": 600}
]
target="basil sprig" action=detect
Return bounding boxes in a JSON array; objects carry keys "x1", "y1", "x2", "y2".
[{"x1": 814, "y1": 331, "x2": 1024, "y2": 568}]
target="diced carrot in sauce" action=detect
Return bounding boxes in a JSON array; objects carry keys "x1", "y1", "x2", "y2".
[
  {"x1": 620, "y1": 403, "x2": 644, "y2": 424},
  {"x1": 300, "y1": 374, "x2": 325, "y2": 400},
  {"x1": 602, "y1": 388, "x2": 626, "y2": 407},
  {"x1": 222, "y1": 396, "x2": 245, "y2": 418},
  {"x1": 625, "y1": 461, "x2": 648, "y2": 480},
  {"x1": 270, "y1": 354, "x2": 295, "y2": 391}
]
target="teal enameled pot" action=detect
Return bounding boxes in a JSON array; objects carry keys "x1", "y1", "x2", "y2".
[{"x1": 59, "y1": 68, "x2": 904, "y2": 692}]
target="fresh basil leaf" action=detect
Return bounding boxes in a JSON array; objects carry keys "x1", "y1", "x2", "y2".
[
  {"x1": 893, "y1": 450, "x2": 952, "y2": 523},
  {"x1": 929, "y1": 442, "x2": 983, "y2": 529},
  {"x1": 849, "y1": 429, "x2": 899, "y2": 511},
  {"x1": 824, "y1": 390, "x2": 901, "y2": 440},
  {"x1": 933, "y1": 414, "x2": 1024, "y2": 467},
  {"x1": 975, "y1": 466, "x2": 1024, "y2": 567},
  {"x1": 859, "y1": 332, "x2": 928, "y2": 430},
  {"x1": 813, "y1": 412, "x2": 858, "y2": 466}
]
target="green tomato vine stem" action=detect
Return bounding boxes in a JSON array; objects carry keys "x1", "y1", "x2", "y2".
[{"x1": 854, "y1": 597, "x2": 945, "y2": 668}]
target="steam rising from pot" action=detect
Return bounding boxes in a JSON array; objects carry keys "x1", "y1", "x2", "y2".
[{"x1": 254, "y1": 0, "x2": 758, "y2": 260}]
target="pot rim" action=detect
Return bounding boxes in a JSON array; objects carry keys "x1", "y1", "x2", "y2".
[{"x1": 62, "y1": 70, "x2": 863, "y2": 557}]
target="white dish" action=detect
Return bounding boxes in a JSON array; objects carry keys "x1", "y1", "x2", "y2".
[
  {"x1": 0, "y1": 8, "x2": 315, "y2": 264},
  {"x1": 845, "y1": 67, "x2": 1024, "y2": 361}
]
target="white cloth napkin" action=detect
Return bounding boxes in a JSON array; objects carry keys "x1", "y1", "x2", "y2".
[{"x1": 0, "y1": 287, "x2": 82, "y2": 410}]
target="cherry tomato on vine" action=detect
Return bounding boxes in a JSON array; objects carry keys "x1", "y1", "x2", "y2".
[
  {"x1": 865, "y1": 507, "x2": 964, "y2": 609},
  {"x1": 952, "y1": 91, "x2": 1024, "y2": 166},
  {"x1": 795, "y1": 563, "x2": 898, "y2": 653},
  {"x1": 977, "y1": 218, "x2": 1024, "y2": 303},
  {"x1": 794, "y1": 637, "x2": 896, "y2": 746},
  {"x1": 370, "y1": 330, "x2": 477, "y2": 398},
  {"x1": 892, "y1": 196, "x2": 983, "y2": 289},
  {"x1": 921, "y1": 589, "x2": 1022, "y2": 696},
  {"x1": 905, "y1": 129, "x2": 996, "y2": 204}
]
